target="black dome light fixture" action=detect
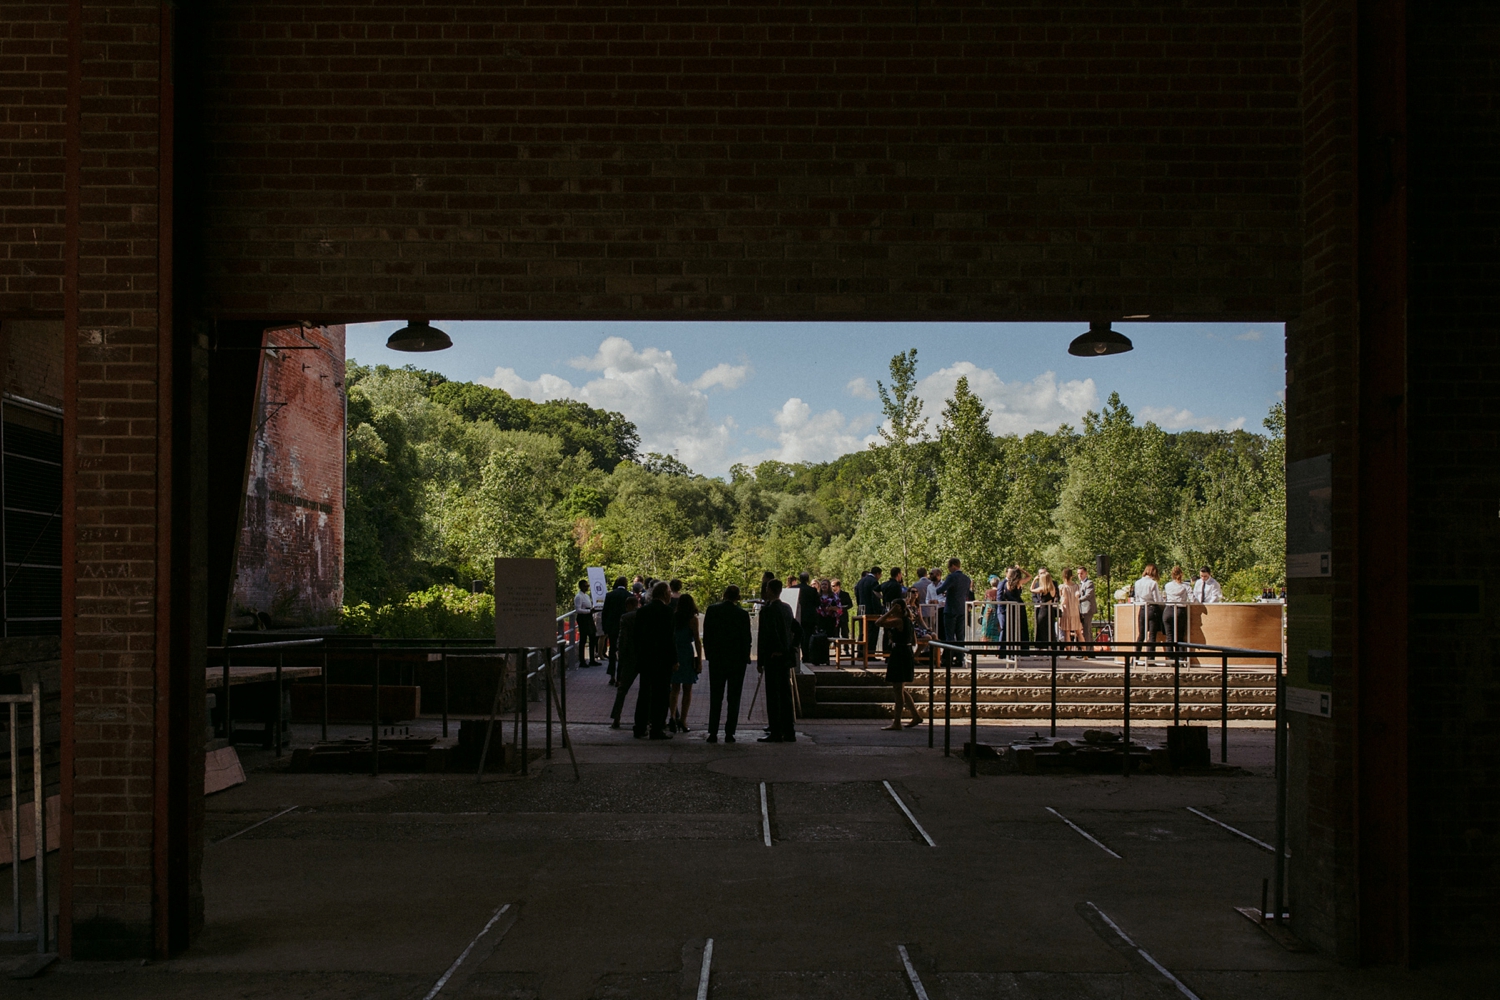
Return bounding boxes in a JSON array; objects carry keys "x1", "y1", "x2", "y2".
[
  {"x1": 1067, "y1": 320, "x2": 1134, "y2": 357},
  {"x1": 386, "y1": 319, "x2": 453, "y2": 352}
]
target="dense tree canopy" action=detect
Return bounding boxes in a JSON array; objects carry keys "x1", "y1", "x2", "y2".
[{"x1": 341, "y1": 355, "x2": 1285, "y2": 629}]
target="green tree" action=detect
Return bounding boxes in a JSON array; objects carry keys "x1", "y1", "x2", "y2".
[
  {"x1": 1054, "y1": 393, "x2": 1181, "y2": 574},
  {"x1": 866, "y1": 349, "x2": 931, "y2": 568},
  {"x1": 933, "y1": 376, "x2": 1005, "y2": 571}
]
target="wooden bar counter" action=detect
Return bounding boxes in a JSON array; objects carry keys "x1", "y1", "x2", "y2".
[{"x1": 1112, "y1": 602, "x2": 1283, "y2": 664}]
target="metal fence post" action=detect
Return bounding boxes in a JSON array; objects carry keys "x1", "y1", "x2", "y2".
[
  {"x1": 223, "y1": 649, "x2": 233, "y2": 742},
  {"x1": 927, "y1": 651, "x2": 934, "y2": 749},
  {"x1": 558, "y1": 640, "x2": 569, "y2": 749},
  {"x1": 545, "y1": 655, "x2": 553, "y2": 760},
  {"x1": 1221, "y1": 652, "x2": 1230, "y2": 762},
  {"x1": 371, "y1": 651, "x2": 381, "y2": 777},
  {"x1": 320, "y1": 647, "x2": 329, "y2": 743},
  {"x1": 969, "y1": 650, "x2": 978, "y2": 778},
  {"x1": 1122, "y1": 654, "x2": 1132, "y2": 778},
  {"x1": 520, "y1": 651, "x2": 529, "y2": 776},
  {"x1": 943, "y1": 648, "x2": 952, "y2": 757},
  {"x1": 32, "y1": 682, "x2": 45, "y2": 953},
  {"x1": 1049, "y1": 646, "x2": 1058, "y2": 737},
  {"x1": 1274, "y1": 653, "x2": 1287, "y2": 924},
  {"x1": 8, "y1": 700, "x2": 17, "y2": 936},
  {"x1": 274, "y1": 652, "x2": 283, "y2": 757},
  {"x1": 441, "y1": 652, "x2": 449, "y2": 739}
]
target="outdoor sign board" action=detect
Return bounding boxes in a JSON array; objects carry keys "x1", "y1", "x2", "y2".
[
  {"x1": 494, "y1": 558, "x2": 558, "y2": 649},
  {"x1": 1286, "y1": 592, "x2": 1333, "y2": 717},
  {"x1": 586, "y1": 567, "x2": 608, "y2": 606},
  {"x1": 1286, "y1": 453, "x2": 1332, "y2": 578}
]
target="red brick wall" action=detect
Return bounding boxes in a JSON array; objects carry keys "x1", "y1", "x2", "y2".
[
  {"x1": 193, "y1": 0, "x2": 1303, "y2": 322},
  {"x1": 231, "y1": 325, "x2": 346, "y2": 625},
  {"x1": 0, "y1": 2, "x2": 67, "y2": 319}
]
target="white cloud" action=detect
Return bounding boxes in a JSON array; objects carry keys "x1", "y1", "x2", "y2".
[
  {"x1": 1139, "y1": 406, "x2": 1247, "y2": 431},
  {"x1": 845, "y1": 376, "x2": 878, "y2": 400},
  {"x1": 482, "y1": 337, "x2": 735, "y2": 472},
  {"x1": 914, "y1": 363, "x2": 1099, "y2": 436},
  {"x1": 740, "y1": 398, "x2": 878, "y2": 466},
  {"x1": 1236, "y1": 329, "x2": 1263, "y2": 341},
  {"x1": 692, "y1": 362, "x2": 751, "y2": 391}
]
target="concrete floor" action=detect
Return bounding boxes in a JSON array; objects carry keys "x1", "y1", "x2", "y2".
[{"x1": 6, "y1": 665, "x2": 1492, "y2": 998}]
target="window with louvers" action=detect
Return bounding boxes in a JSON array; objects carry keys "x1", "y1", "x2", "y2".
[{"x1": 2, "y1": 404, "x2": 62, "y2": 636}]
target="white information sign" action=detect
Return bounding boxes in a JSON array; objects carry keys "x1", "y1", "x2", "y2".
[
  {"x1": 494, "y1": 558, "x2": 558, "y2": 649},
  {"x1": 1287, "y1": 686, "x2": 1332, "y2": 718},
  {"x1": 586, "y1": 567, "x2": 608, "y2": 605}
]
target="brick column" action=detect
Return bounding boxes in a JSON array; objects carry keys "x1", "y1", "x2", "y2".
[{"x1": 62, "y1": 0, "x2": 202, "y2": 959}]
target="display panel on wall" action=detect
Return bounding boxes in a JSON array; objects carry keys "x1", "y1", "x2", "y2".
[{"x1": 2, "y1": 401, "x2": 62, "y2": 636}]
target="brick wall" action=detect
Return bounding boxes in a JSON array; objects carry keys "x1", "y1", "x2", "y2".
[
  {"x1": 0, "y1": 2, "x2": 67, "y2": 319},
  {"x1": 66, "y1": 0, "x2": 200, "y2": 960},
  {"x1": 1406, "y1": 0, "x2": 1500, "y2": 959},
  {"x1": 2, "y1": 318, "x2": 65, "y2": 406},
  {"x1": 1285, "y1": 0, "x2": 1357, "y2": 959},
  {"x1": 192, "y1": 0, "x2": 1303, "y2": 322},
  {"x1": 231, "y1": 324, "x2": 346, "y2": 626}
]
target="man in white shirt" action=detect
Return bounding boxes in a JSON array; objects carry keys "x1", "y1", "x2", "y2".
[
  {"x1": 574, "y1": 580, "x2": 600, "y2": 666},
  {"x1": 1132, "y1": 564, "x2": 1166, "y2": 661},
  {"x1": 1192, "y1": 566, "x2": 1224, "y2": 604}
]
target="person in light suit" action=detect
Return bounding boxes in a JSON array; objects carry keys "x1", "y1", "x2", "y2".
[{"x1": 1076, "y1": 566, "x2": 1097, "y2": 657}]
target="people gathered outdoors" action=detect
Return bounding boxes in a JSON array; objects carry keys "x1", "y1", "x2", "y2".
[{"x1": 578, "y1": 551, "x2": 1245, "y2": 738}]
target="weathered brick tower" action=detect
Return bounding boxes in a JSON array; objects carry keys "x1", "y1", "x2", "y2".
[{"x1": 0, "y1": 0, "x2": 1493, "y2": 966}]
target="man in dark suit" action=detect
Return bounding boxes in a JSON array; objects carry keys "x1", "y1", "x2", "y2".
[
  {"x1": 701, "y1": 585, "x2": 752, "y2": 743},
  {"x1": 756, "y1": 579, "x2": 800, "y2": 742},
  {"x1": 853, "y1": 566, "x2": 884, "y2": 654},
  {"x1": 607, "y1": 596, "x2": 641, "y2": 727},
  {"x1": 601, "y1": 576, "x2": 630, "y2": 681},
  {"x1": 935, "y1": 557, "x2": 973, "y2": 647},
  {"x1": 795, "y1": 571, "x2": 820, "y2": 658},
  {"x1": 632, "y1": 581, "x2": 677, "y2": 739}
]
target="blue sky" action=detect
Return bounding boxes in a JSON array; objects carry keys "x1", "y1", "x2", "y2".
[{"x1": 346, "y1": 321, "x2": 1285, "y2": 477}]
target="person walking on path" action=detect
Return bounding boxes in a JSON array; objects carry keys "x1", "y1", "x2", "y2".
[
  {"x1": 935, "y1": 558, "x2": 973, "y2": 645},
  {"x1": 873, "y1": 598, "x2": 923, "y2": 729},
  {"x1": 601, "y1": 576, "x2": 630, "y2": 681},
  {"x1": 668, "y1": 593, "x2": 703, "y2": 732},
  {"x1": 756, "y1": 578, "x2": 801, "y2": 742},
  {"x1": 632, "y1": 582, "x2": 677, "y2": 739},
  {"x1": 574, "y1": 580, "x2": 601, "y2": 666},
  {"x1": 608, "y1": 595, "x2": 642, "y2": 727},
  {"x1": 1076, "y1": 567, "x2": 1096, "y2": 656},
  {"x1": 1058, "y1": 567, "x2": 1084, "y2": 647},
  {"x1": 702, "y1": 585, "x2": 752, "y2": 743}
]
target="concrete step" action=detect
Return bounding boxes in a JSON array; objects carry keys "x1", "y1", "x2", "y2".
[
  {"x1": 814, "y1": 684, "x2": 1274, "y2": 705},
  {"x1": 812, "y1": 666, "x2": 1276, "y2": 688},
  {"x1": 812, "y1": 702, "x2": 1274, "y2": 720}
]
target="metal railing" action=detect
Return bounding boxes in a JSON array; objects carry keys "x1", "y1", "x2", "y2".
[
  {"x1": 926, "y1": 635, "x2": 1287, "y2": 928},
  {"x1": 2, "y1": 683, "x2": 47, "y2": 955},
  {"x1": 207, "y1": 610, "x2": 583, "y2": 777}
]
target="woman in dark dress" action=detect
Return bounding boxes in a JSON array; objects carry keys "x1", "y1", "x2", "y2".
[
  {"x1": 1031, "y1": 568, "x2": 1059, "y2": 649},
  {"x1": 873, "y1": 599, "x2": 923, "y2": 730},
  {"x1": 997, "y1": 567, "x2": 1032, "y2": 651}
]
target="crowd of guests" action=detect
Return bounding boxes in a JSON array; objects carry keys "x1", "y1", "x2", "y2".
[{"x1": 569, "y1": 559, "x2": 1238, "y2": 737}]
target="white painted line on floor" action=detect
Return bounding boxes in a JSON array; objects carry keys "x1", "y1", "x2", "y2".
[
  {"x1": 1186, "y1": 806, "x2": 1284, "y2": 855},
  {"x1": 883, "y1": 780, "x2": 937, "y2": 847},
  {"x1": 423, "y1": 903, "x2": 511, "y2": 1000},
  {"x1": 213, "y1": 805, "x2": 298, "y2": 844},
  {"x1": 759, "y1": 782, "x2": 772, "y2": 846},
  {"x1": 1084, "y1": 902, "x2": 1201, "y2": 1000},
  {"x1": 1046, "y1": 807, "x2": 1121, "y2": 859},
  {"x1": 897, "y1": 944, "x2": 931, "y2": 1000},
  {"x1": 696, "y1": 937, "x2": 714, "y2": 1000}
]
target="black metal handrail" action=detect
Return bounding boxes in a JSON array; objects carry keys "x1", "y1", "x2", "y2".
[
  {"x1": 926, "y1": 635, "x2": 1286, "y2": 928},
  {"x1": 206, "y1": 609, "x2": 582, "y2": 774}
]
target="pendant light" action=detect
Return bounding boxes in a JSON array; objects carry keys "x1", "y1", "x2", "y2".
[
  {"x1": 1067, "y1": 321, "x2": 1133, "y2": 357},
  {"x1": 385, "y1": 319, "x2": 453, "y2": 352}
]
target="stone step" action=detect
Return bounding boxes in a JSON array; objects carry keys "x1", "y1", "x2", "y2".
[
  {"x1": 815, "y1": 684, "x2": 1273, "y2": 705},
  {"x1": 815, "y1": 670, "x2": 1277, "y2": 689},
  {"x1": 813, "y1": 702, "x2": 1274, "y2": 720}
]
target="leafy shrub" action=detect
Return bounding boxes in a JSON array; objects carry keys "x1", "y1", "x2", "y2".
[{"x1": 340, "y1": 585, "x2": 495, "y2": 639}]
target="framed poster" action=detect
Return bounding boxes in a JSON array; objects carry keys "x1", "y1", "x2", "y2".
[
  {"x1": 1287, "y1": 454, "x2": 1333, "y2": 578},
  {"x1": 494, "y1": 558, "x2": 559, "y2": 648},
  {"x1": 1286, "y1": 592, "x2": 1333, "y2": 717}
]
